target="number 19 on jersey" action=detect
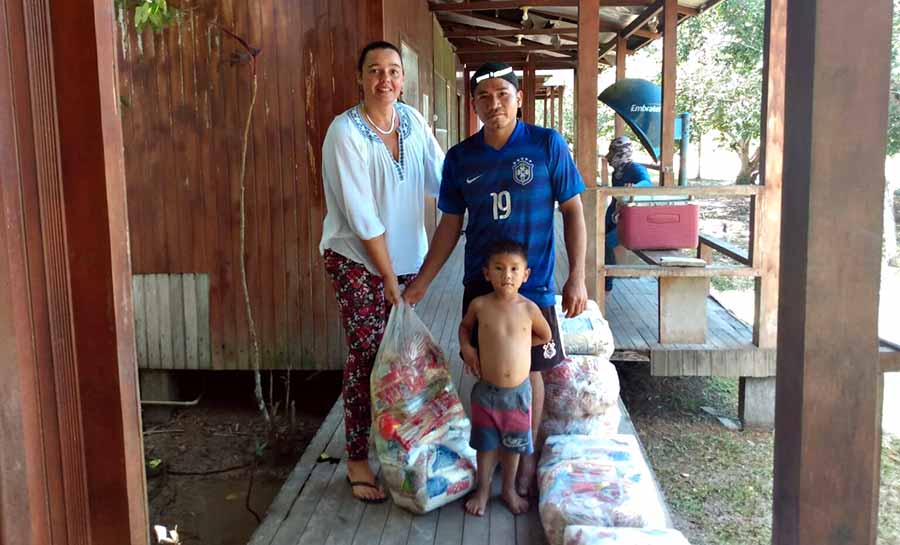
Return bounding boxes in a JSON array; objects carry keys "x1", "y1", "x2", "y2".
[{"x1": 490, "y1": 191, "x2": 511, "y2": 220}]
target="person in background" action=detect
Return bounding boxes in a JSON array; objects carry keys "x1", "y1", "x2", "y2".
[
  {"x1": 403, "y1": 61, "x2": 588, "y2": 497},
  {"x1": 319, "y1": 40, "x2": 444, "y2": 504},
  {"x1": 604, "y1": 135, "x2": 652, "y2": 291}
]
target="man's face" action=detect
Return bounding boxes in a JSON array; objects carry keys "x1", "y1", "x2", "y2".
[{"x1": 473, "y1": 78, "x2": 522, "y2": 132}]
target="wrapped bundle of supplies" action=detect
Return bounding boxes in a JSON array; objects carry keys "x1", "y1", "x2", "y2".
[
  {"x1": 564, "y1": 526, "x2": 691, "y2": 545},
  {"x1": 371, "y1": 301, "x2": 476, "y2": 513},
  {"x1": 540, "y1": 355, "x2": 621, "y2": 444},
  {"x1": 555, "y1": 296, "x2": 615, "y2": 359},
  {"x1": 538, "y1": 435, "x2": 668, "y2": 545}
]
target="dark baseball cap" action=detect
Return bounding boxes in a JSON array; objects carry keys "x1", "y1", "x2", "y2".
[{"x1": 470, "y1": 62, "x2": 519, "y2": 96}]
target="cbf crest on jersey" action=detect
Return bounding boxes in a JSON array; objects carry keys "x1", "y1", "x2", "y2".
[{"x1": 512, "y1": 157, "x2": 534, "y2": 186}]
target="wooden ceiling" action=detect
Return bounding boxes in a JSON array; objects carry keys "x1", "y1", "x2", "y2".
[{"x1": 429, "y1": 0, "x2": 721, "y2": 70}]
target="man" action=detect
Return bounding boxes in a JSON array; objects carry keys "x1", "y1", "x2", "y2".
[{"x1": 404, "y1": 62, "x2": 588, "y2": 497}]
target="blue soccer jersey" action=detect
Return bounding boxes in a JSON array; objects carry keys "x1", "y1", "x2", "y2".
[{"x1": 438, "y1": 121, "x2": 585, "y2": 308}]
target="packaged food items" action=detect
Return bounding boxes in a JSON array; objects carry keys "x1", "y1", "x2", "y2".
[
  {"x1": 537, "y1": 404, "x2": 622, "y2": 448},
  {"x1": 538, "y1": 435, "x2": 667, "y2": 545},
  {"x1": 564, "y1": 526, "x2": 690, "y2": 545},
  {"x1": 543, "y1": 356, "x2": 620, "y2": 420},
  {"x1": 555, "y1": 303, "x2": 615, "y2": 358},
  {"x1": 371, "y1": 301, "x2": 476, "y2": 513}
]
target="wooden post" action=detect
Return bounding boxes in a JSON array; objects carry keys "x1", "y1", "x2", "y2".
[
  {"x1": 523, "y1": 55, "x2": 536, "y2": 124},
  {"x1": 772, "y1": 0, "x2": 891, "y2": 541},
  {"x1": 751, "y1": 0, "x2": 784, "y2": 350},
  {"x1": 549, "y1": 90, "x2": 555, "y2": 128},
  {"x1": 577, "y1": 0, "x2": 600, "y2": 304},
  {"x1": 543, "y1": 96, "x2": 548, "y2": 126},
  {"x1": 660, "y1": 0, "x2": 677, "y2": 186},
  {"x1": 614, "y1": 35, "x2": 627, "y2": 137},
  {"x1": 1, "y1": 0, "x2": 147, "y2": 543},
  {"x1": 558, "y1": 85, "x2": 565, "y2": 133},
  {"x1": 464, "y1": 68, "x2": 477, "y2": 136}
]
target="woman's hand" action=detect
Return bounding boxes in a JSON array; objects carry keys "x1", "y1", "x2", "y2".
[{"x1": 383, "y1": 274, "x2": 402, "y2": 306}]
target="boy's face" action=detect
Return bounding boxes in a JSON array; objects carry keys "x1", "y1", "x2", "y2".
[{"x1": 483, "y1": 252, "x2": 530, "y2": 296}]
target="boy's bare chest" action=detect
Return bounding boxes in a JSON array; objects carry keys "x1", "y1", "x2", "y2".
[{"x1": 478, "y1": 307, "x2": 531, "y2": 338}]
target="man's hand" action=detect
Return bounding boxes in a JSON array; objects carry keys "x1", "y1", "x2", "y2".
[
  {"x1": 402, "y1": 277, "x2": 428, "y2": 305},
  {"x1": 460, "y1": 344, "x2": 481, "y2": 378},
  {"x1": 561, "y1": 276, "x2": 588, "y2": 318},
  {"x1": 383, "y1": 275, "x2": 402, "y2": 306}
]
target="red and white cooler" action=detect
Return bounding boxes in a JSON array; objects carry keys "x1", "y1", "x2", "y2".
[{"x1": 618, "y1": 201, "x2": 699, "y2": 251}]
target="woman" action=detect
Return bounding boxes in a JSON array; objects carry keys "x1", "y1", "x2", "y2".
[
  {"x1": 604, "y1": 136, "x2": 651, "y2": 291},
  {"x1": 319, "y1": 41, "x2": 443, "y2": 503}
]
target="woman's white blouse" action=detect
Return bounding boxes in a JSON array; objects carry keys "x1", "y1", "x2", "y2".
[{"x1": 319, "y1": 102, "x2": 444, "y2": 276}]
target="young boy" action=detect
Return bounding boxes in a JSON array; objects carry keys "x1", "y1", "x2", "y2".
[{"x1": 459, "y1": 240, "x2": 552, "y2": 516}]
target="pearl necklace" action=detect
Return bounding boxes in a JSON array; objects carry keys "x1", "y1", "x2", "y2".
[{"x1": 363, "y1": 105, "x2": 396, "y2": 135}]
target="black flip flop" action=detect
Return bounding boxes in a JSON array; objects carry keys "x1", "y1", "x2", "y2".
[{"x1": 346, "y1": 476, "x2": 388, "y2": 504}]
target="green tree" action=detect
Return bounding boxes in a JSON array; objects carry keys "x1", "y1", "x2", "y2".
[{"x1": 671, "y1": 0, "x2": 764, "y2": 184}]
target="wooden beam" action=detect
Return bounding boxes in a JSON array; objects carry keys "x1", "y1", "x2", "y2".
[
  {"x1": 463, "y1": 69, "x2": 478, "y2": 136},
  {"x1": 523, "y1": 55, "x2": 537, "y2": 123},
  {"x1": 446, "y1": 27, "x2": 604, "y2": 38},
  {"x1": 605, "y1": 265, "x2": 759, "y2": 277},
  {"x1": 577, "y1": 0, "x2": 600, "y2": 303},
  {"x1": 659, "y1": 0, "x2": 676, "y2": 186},
  {"x1": 557, "y1": 85, "x2": 564, "y2": 132},
  {"x1": 772, "y1": 0, "x2": 891, "y2": 542},
  {"x1": 593, "y1": 184, "x2": 760, "y2": 197},
  {"x1": 752, "y1": 0, "x2": 784, "y2": 350},
  {"x1": 455, "y1": 44, "x2": 579, "y2": 53},
  {"x1": 698, "y1": 234, "x2": 751, "y2": 265},
  {"x1": 614, "y1": 34, "x2": 627, "y2": 136},
  {"x1": 431, "y1": 1, "x2": 579, "y2": 12},
  {"x1": 882, "y1": 349, "x2": 900, "y2": 373},
  {"x1": 621, "y1": 0, "x2": 663, "y2": 39}
]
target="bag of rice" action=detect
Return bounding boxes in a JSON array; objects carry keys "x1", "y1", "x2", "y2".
[
  {"x1": 543, "y1": 356, "x2": 620, "y2": 420},
  {"x1": 371, "y1": 301, "x2": 476, "y2": 513},
  {"x1": 538, "y1": 435, "x2": 667, "y2": 545},
  {"x1": 564, "y1": 527, "x2": 690, "y2": 545}
]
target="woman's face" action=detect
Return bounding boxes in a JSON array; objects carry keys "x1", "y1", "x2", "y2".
[{"x1": 359, "y1": 48, "x2": 404, "y2": 105}]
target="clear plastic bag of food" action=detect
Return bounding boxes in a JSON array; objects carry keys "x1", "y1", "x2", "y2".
[
  {"x1": 554, "y1": 300, "x2": 615, "y2": 358},
  {"x1": 537, "y1": 404, "x2": 622, "y2": 448},
  {"x1": 543, "y1": 356, "x2": 620, "y2": 420},
  {"x1": 370, "y1": 300, "x2": 476, "y2": 513},
  {"x1": 538, "y1": 435, "x2": 667, "y2": 545},
  {"x1": 564, "y1": 526, "x2": 690, "y2": 545}
]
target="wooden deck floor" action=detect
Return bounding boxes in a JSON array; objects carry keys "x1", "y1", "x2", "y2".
[{"x1": 248, "y1": 240, "x2": 665, "y2": 545}]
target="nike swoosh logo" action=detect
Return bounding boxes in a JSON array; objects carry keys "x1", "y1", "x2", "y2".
[{"x1": 466, "y1": 174, "x2": 483, "y2": 184}]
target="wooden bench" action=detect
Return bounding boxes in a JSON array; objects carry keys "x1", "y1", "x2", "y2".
[{"x1": 613, "y1": 234, "x2": 753, "y2": 344}]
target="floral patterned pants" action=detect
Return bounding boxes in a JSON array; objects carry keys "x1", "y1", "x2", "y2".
[{"x1": 323, "y1": 249, "x2": 416, "y2": 461}]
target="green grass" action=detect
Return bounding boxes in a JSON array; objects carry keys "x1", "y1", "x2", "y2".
[
  {"x1": 711, "y1": 276, "x2": 755, "y2": 292},
  {"x1": 882, "y1": 436, "x2": 900, "y2": 544},
  {"x1": 620, "y1": 368, "x2": 900, "y2": 545}
]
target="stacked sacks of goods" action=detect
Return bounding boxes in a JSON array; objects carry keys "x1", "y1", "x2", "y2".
[
  {"x1": 538, "y1": 435, "x2": 674, "y2": 545},
  {"x1": 371, "y1": 302, "x2": 476, "y2": 513},
  {"x1": 564, "y1": 526, "x2": 691, "y2": 545},
  {"x1": 539, "y1": 297, "x2": 620, "y2": 446}
]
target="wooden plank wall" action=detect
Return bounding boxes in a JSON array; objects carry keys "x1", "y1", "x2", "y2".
[
  {"x1": 115, "y1": 0, "x2": 379, "y2": 370},
  {"x1": 133, "y1": 274, "x2": 211, "y2": 370}
]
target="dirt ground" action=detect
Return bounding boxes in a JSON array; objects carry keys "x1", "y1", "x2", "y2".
[{"x1": 143, "y1": 370, "x2": 342, "y2": 545}]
